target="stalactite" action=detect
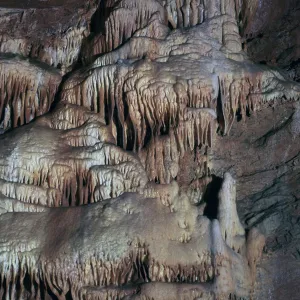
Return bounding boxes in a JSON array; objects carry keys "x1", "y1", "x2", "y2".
[
  {"x1": 165, "y1": 0, "x2": 206, "y2": 28},
  {"x1": 62, "y1": 58, "x2": 220, "y2": 158},
  {"x1": 0, "y1": 247, "x2": 216, "y2": 298},
  {"x1": 0, "y1": 247, "x2": 151, "y2": 299},
  {"x1": 0, "y1": 56, "x2": 61, "y2": 132},
  {"x1": 82, "y1": 0, "x2": 168, "y2": 63}
]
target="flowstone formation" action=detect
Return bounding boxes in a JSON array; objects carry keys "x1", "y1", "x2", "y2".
[{"x1": 0, "y1": 0, "x2": 299, "y2": 299}]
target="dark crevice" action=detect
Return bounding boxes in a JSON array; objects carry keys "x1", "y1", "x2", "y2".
[
  {"x1": 168, "y1": 21, "x2": 175, "y2": 30},
  {"x1": 0, "y1": 271, "x2": 63, "y2": 300},
  {"x1": 45, "y1": 286, "x2": 59, "y2": 300},
  {"x1": 1, "y1": 277, "x2": 6, "y2": 300},
  {"x1": 90, "y1": 0, "x2": 120, "y2": 34},
  {"x1": 203, "y1": 175, "x2": 223, "y2": 219},
  {"x1": 23, "y1": 272, "x2": 32, "y2": 294},
  {"x1": 50, "y1": 0, "x2": 109, "y2": 113},
  {"x1": 65, "y1": 290, "x2": 72, "y2": 300},
  {"x1": 113, "y1": 105, "x2": 124, "y2": 148},
  {"x1": 288, "y1": 58, "x2": 300, "y2": 70},
  {"x1": 246, "y1": 105, "x2": 251, "y2": 117},
  {"x1": 104, "y1": 97, "x2": 110, "y2": 125},
  {"x1": 50, "y1": 68, "x2": 77, "y2": 112},
  {"x1": 259, "y1": 60, "x2": 267, "y2": 65},
  {"x1": 143, "y1": 119, "x2": 153, "y2": 148},
  {"x1": 236, "y1": 108, "x2": 242, "y2": 122},
  {"x1": 124, "y1": 117, "x2": 135, "y2": 152},
  {"x1": 216, "y1": 78, "x2": 225, "y2": 135}
]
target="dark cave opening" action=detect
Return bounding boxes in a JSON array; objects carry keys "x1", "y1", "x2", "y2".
[{"x1": 203, "y1": 175, "x2": 223, "y2": 219}]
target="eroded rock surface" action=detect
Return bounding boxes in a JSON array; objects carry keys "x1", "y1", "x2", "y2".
[
  {"x1": 0, "y1": 0, "x2": 98, "y2": 73},
  {"x1": 209, "y1": 102, "x2": 300, "y2": 299},
  {"x1": 240, "y1": 0, "x2": 300, "y2": 81},
  {"x1": 0, "y1": 0, "x2": 299, "y2": 299}
]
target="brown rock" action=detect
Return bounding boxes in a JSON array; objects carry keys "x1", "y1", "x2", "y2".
[{"x1": 0, "y1": 0, "x2": 98, "y2": 72}]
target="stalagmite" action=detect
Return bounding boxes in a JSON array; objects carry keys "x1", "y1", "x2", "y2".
[{"x1": 217, "y1": 172, "x2": 245, "y2": 251}]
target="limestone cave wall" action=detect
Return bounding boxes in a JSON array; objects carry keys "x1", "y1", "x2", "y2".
[{"x1": 0, "y1": 0, "x2": 299, "y2": 299}]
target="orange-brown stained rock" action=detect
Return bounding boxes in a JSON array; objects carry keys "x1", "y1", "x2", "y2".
[{"x1": 0, "y1": 0, "x2": 98, "y2": 72}]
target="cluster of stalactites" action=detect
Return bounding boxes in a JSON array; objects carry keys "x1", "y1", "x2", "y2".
[
  {"x1": 164, "y1": 0, "x2": 205, "y2": 28},
  {"x1": 164, "y1": 0, "x2": 241, "y2": 28},
  {"x1": 0, "y1": 101, "x2": 150, "y2": 208},
  {"x1": 82, "y1": 0, "x2": 167, "y2": 62},
  {"x1": 81, "y1": 0, "x2": 242, "y2": 64},
  {"x1": 62, "y1": 55, "x2": 300, "y2": 184},
  {"x1": 138, "y1": 109, "x2": 216, "y2": 184},
  {"x1": 0, "y1": 247, "x2": 216, "y2": 299},
  {"x1": 62, "y1": 65, "x2": 217, "y2": 149},
  {"x1": 0, "y1": 146, "x2": 148, "y2": 208},
  {"x1": 0, "y1": 247, "x2": 149, "y2": 300},
  {"x1": 219, "y1": 72, "x2": 300, "y2": 134},
  {"x1": 62, "y1": 65, "x2": 218, "y2": 184},
  {"x1": 0, "y1": 59, "x2": 61, "y2": 132},
  {"x1": 87, "y1": 160, "x2": 148, "y2": 202},
  {"x1": 149, "y1": 254, "x2": 214, "y2": 283},
  {"x1": 0, "y1": 179, "x2": 62, "y2": 207},
  {"x1": 0, "y1": 171, "x2": 266, "y2": 300},
  {"x1": 103, "y1": 0, "x2": 166, "y2": 53}
]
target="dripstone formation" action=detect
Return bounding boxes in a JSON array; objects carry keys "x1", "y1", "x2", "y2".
[{"x1": 0, "y1": 0, "x2": 299, "y2": 299}]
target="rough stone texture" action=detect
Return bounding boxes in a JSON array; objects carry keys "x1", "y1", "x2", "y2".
[
  {"x1": 0, "y1": 0, "x2": 299, "y2": 299},
  {"x1": 240, "y1": 0, "x2": 300, "y2": 82},
  {"x1": 209, "y1": 102, "x2": 300, "y2": 299},
  {"x1": 0, "y1": 0, "x2": 98, "y2": 73}
]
